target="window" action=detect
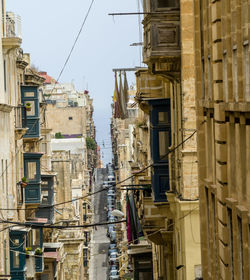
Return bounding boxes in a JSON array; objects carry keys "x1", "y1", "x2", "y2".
[
  {"x1": 25, "y1": 100, "x2": 35, "y2": 116},
  {"x1": 13, "y1": 250, "x2": 20, "y2": 268},
  {"x1": 26, "y1": 230, "x2": 33, "y2": 248},
  {"x1": 69, "y1": 116, "x2": 73, "y2": 120},
  {"x1": 159, "y1": 131, "x2": 170, "y2": 158},
  {"x1": 150, "y1": 100, "x2": 171, "y2": 162},
  {"x1": 27, "y1": 162, "x2": 37, "y2": 180},
  {"x1": 158, "y1": 112, "x2": 168, "y2": 124},
  {"x1": 41, "y1": 190, "x2": 49, "y2": 204},
  {"x1": 149, "y1": 99, "x2": 171, "y2": 202}
]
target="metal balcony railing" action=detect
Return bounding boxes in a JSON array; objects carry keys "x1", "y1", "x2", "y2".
[
  {"x1": 14, "y1": 105, "x2": 25, "y2": 128},
  {"x1": 3, "y1": 12, "x2": 22, "y2": 38}
]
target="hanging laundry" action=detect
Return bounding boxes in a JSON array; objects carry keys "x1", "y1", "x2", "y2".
[{"x1": 126, "y1": 193, "x2": 132, "y2": 242}]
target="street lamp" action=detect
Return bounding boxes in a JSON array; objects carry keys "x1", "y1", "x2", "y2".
[{"x1": 111, "y1": 209, "x2": 125, "y2": 218}]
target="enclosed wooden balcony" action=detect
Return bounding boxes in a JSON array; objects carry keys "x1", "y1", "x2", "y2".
[
  {"x1": 24, "y1": 152, "x2": 43, "y2": 205},
  {"x1": 136, "y1": 69, "x2": 171, "y2": 101},
  {"x1": 142, "y1": 1, "x2": 180, "y2": 72},
  {"x1": 21, "y1": 86, "x2": 40, "y2": 139}
]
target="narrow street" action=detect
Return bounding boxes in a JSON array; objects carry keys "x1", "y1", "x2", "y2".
[{"x1": 89, "y1": 168, "x2": 109, "y2": 280}]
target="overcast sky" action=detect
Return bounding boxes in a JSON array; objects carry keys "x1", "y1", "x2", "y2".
[{"x1": 6, "y1": 0, "x2": 143, "y2": 164}]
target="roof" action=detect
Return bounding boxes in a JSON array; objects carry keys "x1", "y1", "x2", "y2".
[{"x1": 39, "y1": 71, "x2": 57, "y2": 84}]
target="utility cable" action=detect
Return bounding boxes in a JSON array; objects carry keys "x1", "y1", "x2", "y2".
[
  {"x1": 0, "y1": 121, "x2": 204, "y2": 211},
  {"x1": 0, "y1": 0, "x2": 95, "y2": 181},
  {"x1": 55, "y1": 0, "x2": 95, "y2": 84},
  {"x1": 0, "y1": 218, "x2": 126, "y2": 230}
]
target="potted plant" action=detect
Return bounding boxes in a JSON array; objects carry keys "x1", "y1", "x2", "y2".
[
  {"x1": 25, "y1": 247, "x2": 32, "y2": 258},
  {"x1": 25, "y1": 102, "x2": 32, "y2": 111},
  {"x1": 21, "y1": 177, "x2": 28, "y2": 187},
  {"x1": 34, "y1": 247, "x2": 43, "y2": 255}
]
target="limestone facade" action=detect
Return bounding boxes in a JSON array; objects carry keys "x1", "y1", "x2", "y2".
[
  {"x1": 194, "y1": 1, "x2": 250, "y2": 279},
  {"x1": 111, "y1": 1, "x2": 202, "y2": 279}
]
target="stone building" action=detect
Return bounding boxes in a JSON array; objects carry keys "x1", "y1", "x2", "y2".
[
  {"x1": 112, "y1": 1, "x2": 202, "y2": 279},
  {"x1": 193, "y1": 1, "x2": 250, "y2": 279},
  {"x1": 0, "y1": 2, "x2": 95, "y2": 279},
  {"x1": 0, "y1": 3, "x2": 24, "y2": 278},
  {"x1": 0, "y1": 2, "x2": 53, "y2": 277}
]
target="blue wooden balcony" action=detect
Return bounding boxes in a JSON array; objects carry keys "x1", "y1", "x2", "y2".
[
  {"x1": 149, "y1": 99, "x2": 171, "y2": 202},
  {"x1": 21, "y1": 86, "x2": 40, "y2": 139},
  {"x1": 35, "y1": 256, "x2": 44, "y2": 273},
  {"x1": 24, "y1": 153, "x2": 43, "y2": 205},
  {"x1": 9, "y1": 229, "x2": 27, "y2": 280},
  {"x1": 35, "y1": 175, "x2": 55, "y2": 223}
]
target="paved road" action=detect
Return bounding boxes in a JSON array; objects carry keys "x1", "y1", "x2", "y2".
[{"x1": 89, "y1": 168, "x2": 109, "y2": 280}]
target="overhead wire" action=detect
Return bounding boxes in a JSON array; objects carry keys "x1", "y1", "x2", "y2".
[
  {"x1": 0, "y1": 218, "x2": 126, "y2": 230},
  {"x1": 0, "y1": 122, "x2": 204, "y2": 212},
  {"x1": 54, "y1": 0, "x2": 95, "y2": 84},
  {"x1": 0, "y1": 0, "x2": 95, "y2": 182}
]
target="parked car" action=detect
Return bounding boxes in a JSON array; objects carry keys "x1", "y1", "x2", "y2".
[
  {"x1": 107, "y1": 200, "x2": 115, "y2": 207},
  {"x1": 109, "y1": 252, "x2": 118, "y2": 263},
  {"x1": 109, "y1": 243, "x2": 116, "y2": 250},
  {"x1": 107, "y1": 203, "x2": 115, "y2": 210},
  {"x1": 108, "y1": 190, "x2": 116, "y2": 196},
  {"x1": 108, "y1": 248, "x2": 117, "y2": 256},
  {"x1": 109, "y1": 216, "x2": 116, "y2": 223},
  {"x1": 109, "y1": 264, "x2": 119, "y2": 271},
  {"x1": 109, "y1": 270, "x2": 120, "y2": 280},
  {"x1": 110, "y1": 231, "x2": 116, "y2": 243},
  {"x1": 107, "y1": 225, "x2": 115, "y2": 233}
]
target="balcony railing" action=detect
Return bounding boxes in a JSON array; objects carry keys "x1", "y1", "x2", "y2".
[
  {"x1": 3, "y1": 12, "x2": 22, "y2": 38},
  {"x1": 14, "y1": 105, "x2": 26, "y2": 128}
]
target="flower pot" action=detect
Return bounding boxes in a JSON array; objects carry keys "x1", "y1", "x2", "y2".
[
  {"x1": 25, "y1": 106, "x2": 31, "y2": 112},
  {"x1": 21, "y1": 182, "x2": 27, "y2": 188}
]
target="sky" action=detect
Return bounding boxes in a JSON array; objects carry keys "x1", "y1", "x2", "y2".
[{"x1": 6, "y1": 0, "x2": 143, "y2": 164}]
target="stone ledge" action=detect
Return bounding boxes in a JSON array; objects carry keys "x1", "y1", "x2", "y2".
[{"x1": 0, "y1": 103, "x2": 13, "y2": 113}]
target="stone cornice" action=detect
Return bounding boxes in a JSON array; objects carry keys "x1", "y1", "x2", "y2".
[
  {"x1": 2, "y1": 37, "x2": 22, "y2": 51},
  {"x1": 16, "y1": 59, "x2": 28, "y2": 70},
  {"x1": 0, "y1": 103, "x2": 13, "y2": 112},
  {"x1": 25, "y1": 68, "x2": 46, "y2": 86}
]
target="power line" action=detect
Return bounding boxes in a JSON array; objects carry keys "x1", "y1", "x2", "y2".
[
  {"x1": 0, "y1": 123, "x2": 203, "y2": 211},
  {"x1": 0, "y1": 218, "x2": 126, "y2": 229},
  {"x1": 1, "y1": 0, "x2": 96, "y2": 181},
  {"x1": 55, "y1": 0, "x2": 95, "y2": 83}
]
